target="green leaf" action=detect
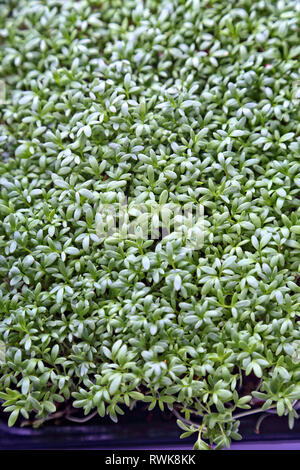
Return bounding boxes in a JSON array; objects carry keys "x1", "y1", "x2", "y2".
[
  {"x1": 8, "y1": 409, "x2": 19, "y2": 427},
  {"x1": 109, "y1": 376, "x2": 122, "y2": 395},
  {"x1": 290, "y1": 226, "x2": 300, "y2": 234}
]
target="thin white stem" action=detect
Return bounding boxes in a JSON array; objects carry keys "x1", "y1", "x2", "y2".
[{"x1": 66, "y1": 410, "x2": 98, "y2": 423}]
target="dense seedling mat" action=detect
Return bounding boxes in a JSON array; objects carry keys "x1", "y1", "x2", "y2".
[{"x1": 0, "y1": 0, "x2": 300, "y2": 450}]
